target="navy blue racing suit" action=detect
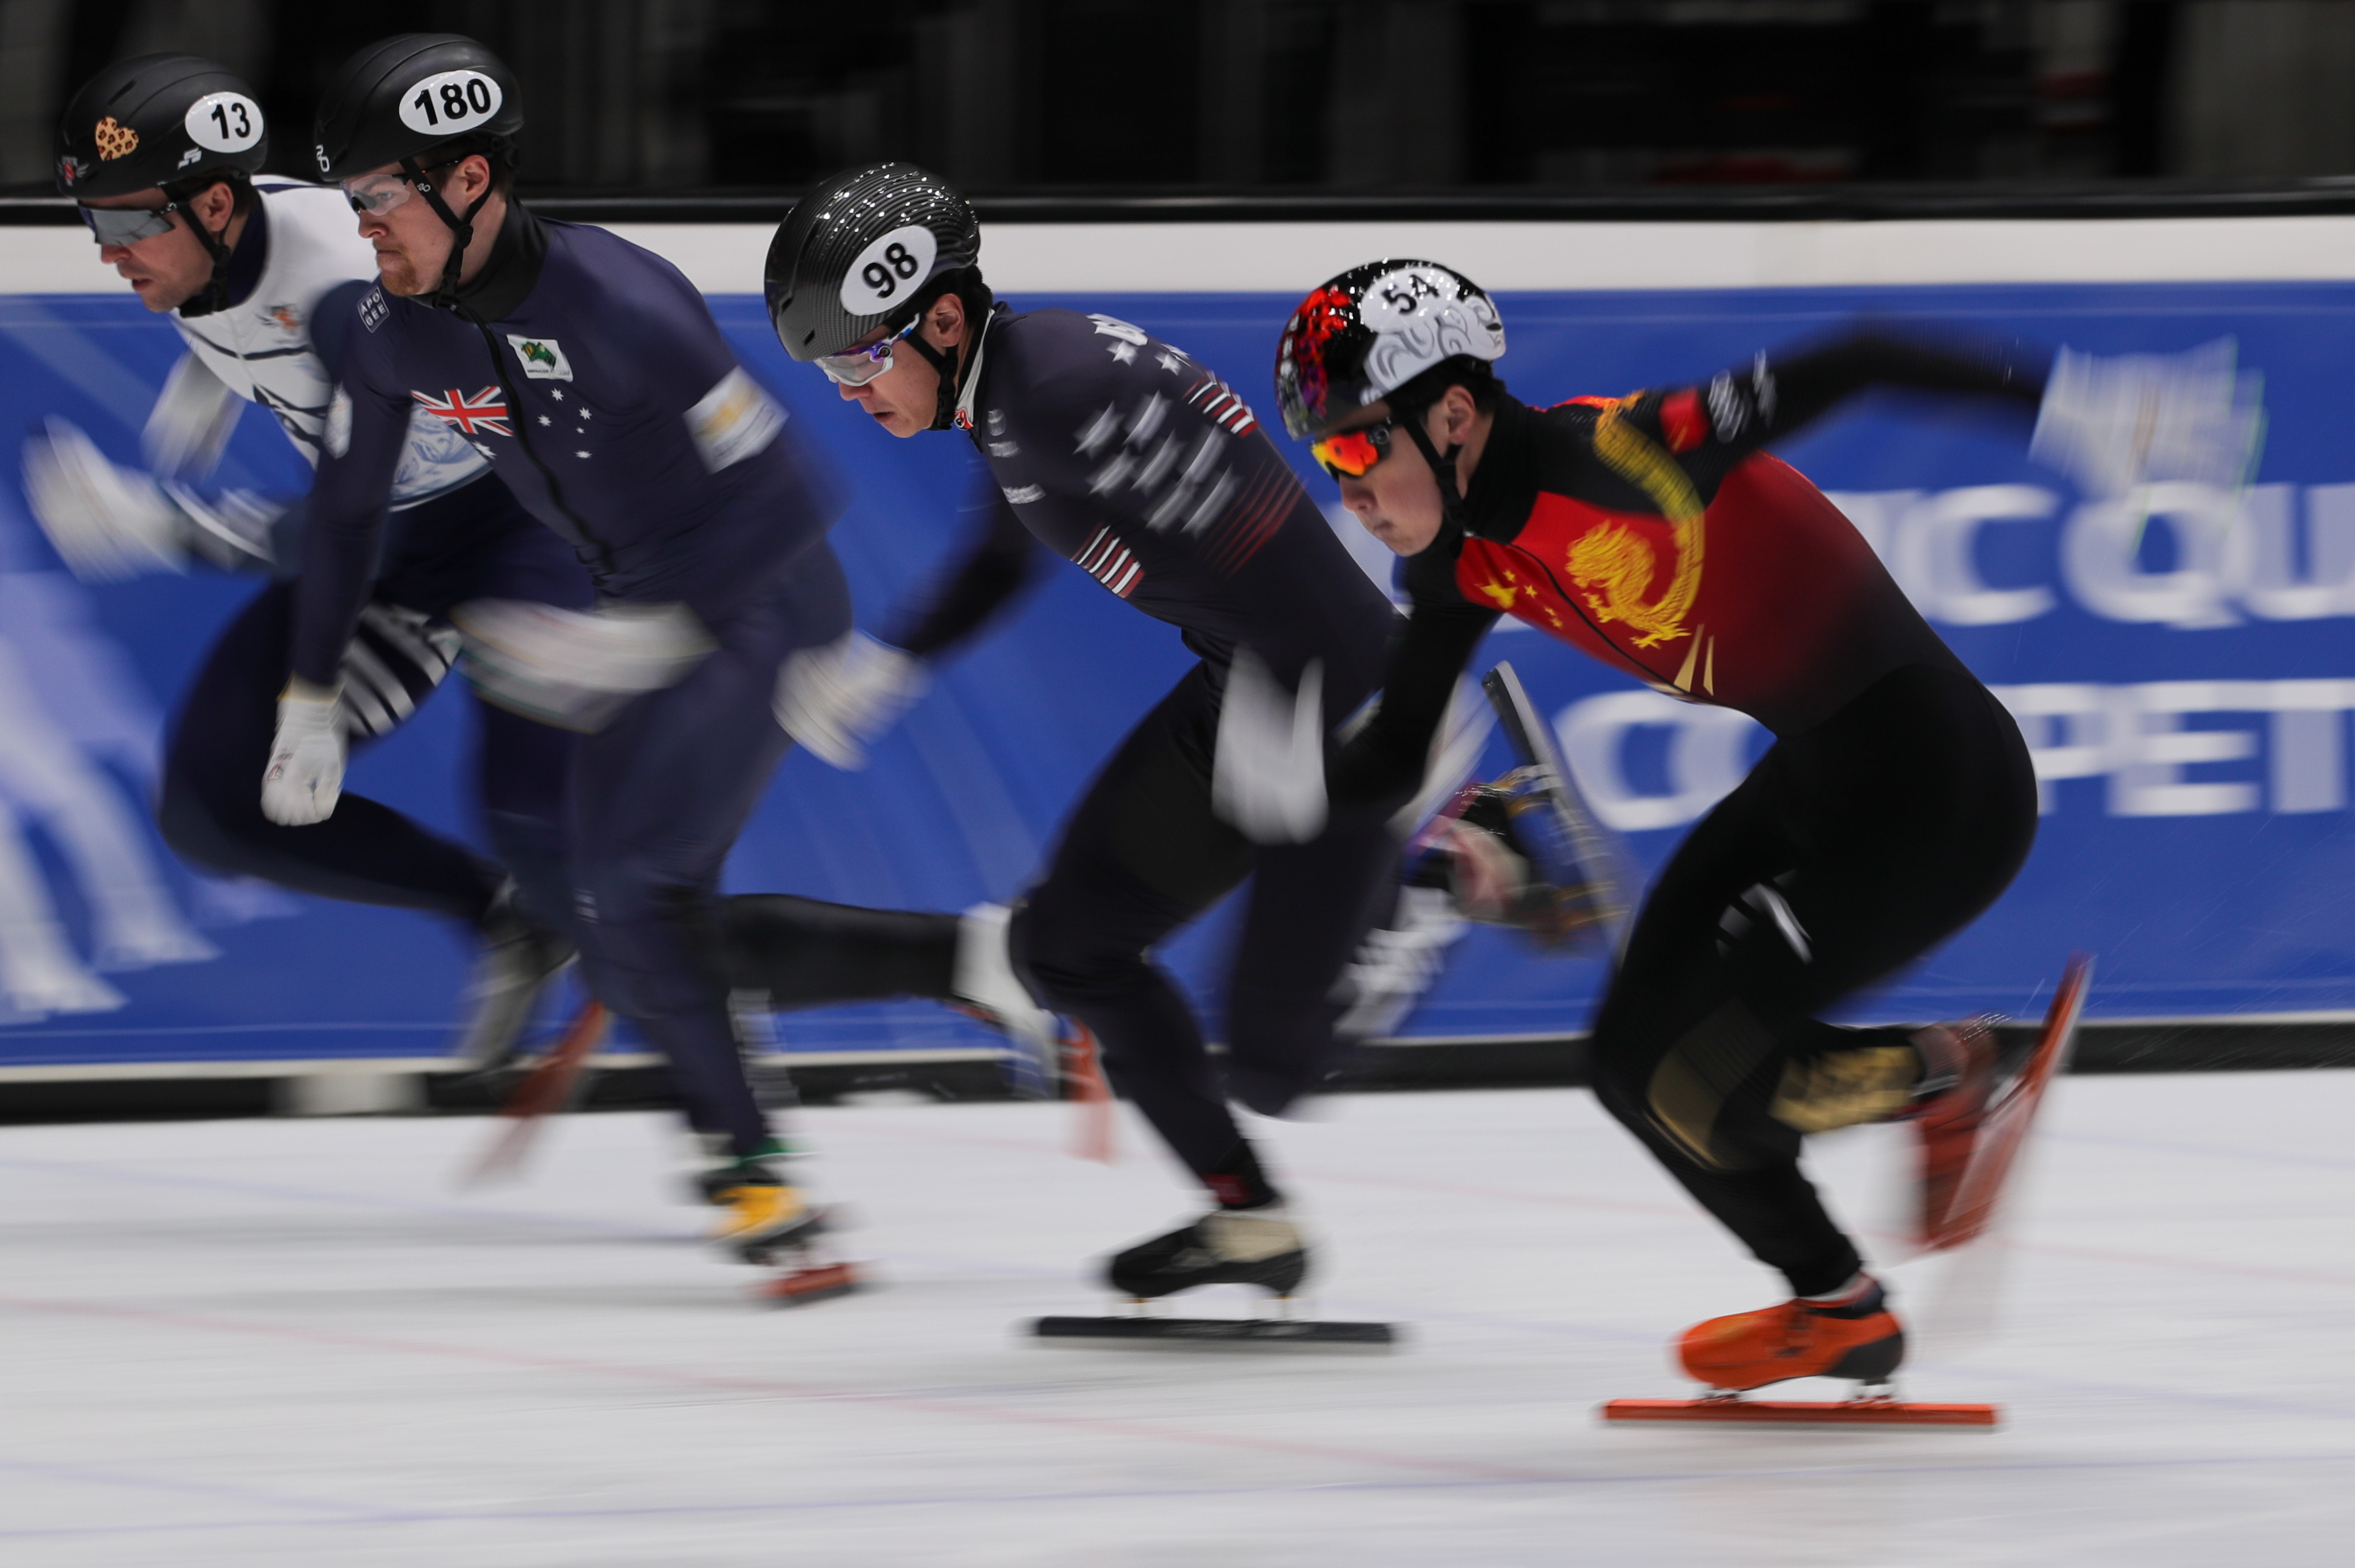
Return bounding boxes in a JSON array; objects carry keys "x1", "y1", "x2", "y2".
[
  {"x1": 895, "y1": 305, "x2": 1401, "y2": 1204},
  {"x1": 295, "y1": 203, "x2": 849, "y2": 1157},
  {"x1": 153, "y1": 191, "x2": 590, "y2": 936}
]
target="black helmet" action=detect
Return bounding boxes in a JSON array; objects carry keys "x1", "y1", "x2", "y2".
[
  {"x1": 313, "y1": 34, "x2": 523, "y2": 303},
  {"x1": 766, "y1": 163, "x2": 982, "y2": 359},
  {"x1": 765, "y1": 162, "x2": 985, "y2": 431},
  {"x1": 1274, "y1": 259, "x2": 1506, "y2": 440},
  {"x1": 56, "y1": 54, "x2": 268, "y2": 319},
  {"x1": 56, "y1": 52, "x2": 266, "y2": 202}
]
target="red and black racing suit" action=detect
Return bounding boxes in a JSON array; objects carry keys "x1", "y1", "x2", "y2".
[{"x1": 1342, "y1": 333, "x2": 2045, "y2": 1297}]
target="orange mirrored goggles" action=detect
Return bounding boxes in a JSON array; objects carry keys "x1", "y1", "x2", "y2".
[{"x1": 1309, "y1": 418, "x2": 1395, "y2": 479}]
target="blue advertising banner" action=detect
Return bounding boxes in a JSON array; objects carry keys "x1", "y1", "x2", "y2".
[{"x1": 2, "y1": 275, "x2": 2351, "y2": 1070}]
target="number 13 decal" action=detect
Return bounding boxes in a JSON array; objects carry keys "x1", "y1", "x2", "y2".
[{"x1": 184, "y1": 91, "x2": 263, "y2": 153}]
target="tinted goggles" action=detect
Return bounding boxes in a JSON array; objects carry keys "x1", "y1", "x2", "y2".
[
  {"x1": 815, "y1": 319, "x2": 922, "y2": 387},
  {"x1": 79, "y1": 204, "x2": 179, "y2": 246},
  {"x1": 1310, "y1": 418, "x2": 1396, "y2": 479}
]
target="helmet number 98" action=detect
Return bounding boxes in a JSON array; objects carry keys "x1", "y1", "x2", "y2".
[
  {"x1": 838, "y1": 223, "x2": 940, "y2": 316},
  {"x1": 397, "y1": 69, "x2": 505, "y2": 136},
  {"x1": 863, "y1": 243, "x2": 921, "y2": 300}
]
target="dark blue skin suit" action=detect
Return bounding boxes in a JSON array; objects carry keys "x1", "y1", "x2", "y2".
[{"x1": 296, "y1": 201, "x2": 849, "y2": 1158}]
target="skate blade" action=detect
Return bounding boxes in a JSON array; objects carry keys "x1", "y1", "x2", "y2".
[
  {"x1": 756, "y1": 1261, "x2": 860, "y2": 1307},
  {"x1": 1923, "y1": 952, "x2": 2093, "y2": 1251},
  {"x1": 1600, "y1": 1396, "x2": 1998, "y2": 1427},
  {"x1": 456, "y1": 1000, "x2": 607, "y2": 1189},
  {"x1": 1028, "y1": 1315, "x2": 1399, "y2": 1352}
]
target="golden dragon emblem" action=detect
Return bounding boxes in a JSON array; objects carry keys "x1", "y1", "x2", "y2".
[{"x1": 1563, "y1": 397, "x2": 1707, "y2": 651}]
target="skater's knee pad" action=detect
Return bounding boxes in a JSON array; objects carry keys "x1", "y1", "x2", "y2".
[
  {"x1": 1222, "y1": 992, "x2": 1344, "y2": 1118},
  {"x1": 1639, "y1": 1001, "x2": 1783, "y2": 1173},
  {"x1": 1006, "y1": 891, "x2": 1153, "y2": 1010},
  {"x1": 155, "y1": 763, "x2": 266, "y2": 877},
  {"x1": 572, "y1": 875, "x2": 722, "y2": 1021}
]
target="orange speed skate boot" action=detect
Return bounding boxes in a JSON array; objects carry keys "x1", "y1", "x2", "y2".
[
  {"x1": 1677, "y1": 1275, "x2": 1905, "y2": 1393},
  {"x1": 1903, "y1": 1017, "x2": 2002, "y2": 1248}
]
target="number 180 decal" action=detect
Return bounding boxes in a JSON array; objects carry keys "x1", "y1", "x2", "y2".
[
  {"x1": 838, "y1": 223, "x2": 937, "y2": 315},
  {"x1": 397, "y1": 69, "x2": 503, "y2": 136}
]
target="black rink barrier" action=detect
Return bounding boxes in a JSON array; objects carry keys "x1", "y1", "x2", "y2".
[{"x1": 3, "y1": 1020, "x2": 2354, "y2": 1126}]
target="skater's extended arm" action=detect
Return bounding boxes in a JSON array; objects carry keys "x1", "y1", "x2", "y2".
[
  {"x1": 886, "y1": 483, "x2": 1048, "y2": 659},
  {"x1": 1325, "y1": 535, "x2": 1500, "y2": 814},
  {"x1": 288, "y1": 288, "x2": 416, "y2": 689},
  {"x1": 1625, "y1": 328, "x2": 2049, "y2": 496}
]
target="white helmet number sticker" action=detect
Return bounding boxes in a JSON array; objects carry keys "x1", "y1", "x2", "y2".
[
  {"x1": 397, "y1": 69, "x2": 503, "y2": 136},
  {"x1": 185, "y1": 91, "x2": 263, "y2": 153},
  {"x1": 839, "y1": 224, "x2": 937, "y2": 316}
]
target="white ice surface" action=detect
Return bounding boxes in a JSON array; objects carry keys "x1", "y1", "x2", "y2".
[{"x1": 1, "y1": 1074, "x2": 2351, "y2": 1567}]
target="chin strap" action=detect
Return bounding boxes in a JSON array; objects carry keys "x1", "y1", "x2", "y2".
[
  {"x1": 900, "y1": 329, "x2": 961, "y2": 431},
  {"x1": 1398, "y1": 414, "x2": 1469, "y2": 532},
  {"x1": 403, "y1": 153, "x2": 496, "y2": 308},
  {"x1": 898, "y1": 285, "x2": 990, "y2": 431},
  {"x1": 168, "y1": 178, "x2": 239, "y2": 320}
]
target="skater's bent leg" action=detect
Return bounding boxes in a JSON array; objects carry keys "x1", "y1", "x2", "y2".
[
  {"x1": 721, "y1": 894, "x2": 957, "y2": 1005},
  {"x1": 1011, "y1": 669, "x2": 1267, "y2": 1202},
  {"x1": 1590, "y1": 664, "x2": 2038, "y2": 1295},
  {"x1": 474, "y1": 695, "x2": 575, "y2": 933},
  {"x1": 1219, "y1": 814, "x2": 1402, "y2": 1116},
  {"x1": 158, "y1": 581, "x2": 496, "y2": 920},
  {"x1": 572, "y1": 560, "x2": 850, "y2": 1160}
]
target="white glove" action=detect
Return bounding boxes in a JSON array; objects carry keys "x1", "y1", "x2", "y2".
[
  {"x1": 773, "y1": 632, "x2": 929, "y2": 769},
  {"x1": 450, "y1": 600, "x2": 717, "y2": 732},
  {"x1": 22, "y1": 417, "x2": 187, "y2": 581},
  {"x1": 2031, "y1": 340, "x2": 2264, "y2": 500},
  {"x1": 261, "y1": 684, "x2": 347, "y2": 826},
  {"x1": 1212, "y1": 648, "x2": 1328, "y2": 844}
]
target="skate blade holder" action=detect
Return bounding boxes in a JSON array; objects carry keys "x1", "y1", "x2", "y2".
[
  {"x1": 1602, "y1": 1384, "x2": 1998, "y2": 1427},
  {"x1": 757, "y1": 1260, "x2": 860, "y2": 1308},
  {"x1": 1028, "y1": 1296, "x2": 1401, "y2": 1353}
]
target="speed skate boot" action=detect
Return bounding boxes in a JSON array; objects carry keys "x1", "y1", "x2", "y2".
[
  {"x1": 1107, "y1": 1208, "x2": 1309, "y2": 1301},
  {"x1": 450, "y1": 882, "x2": 575, "y2": 1075},
  {"x1": 1899, "y1": 1016, "x2": 2012, "y2": 1247},
  {"x1": 1679, "y1": 1275, "x2": 1905, "y2": 1394},
  {"x1": 952, "y1": 903, "x2": 1064, "y2": 1098},
  {"x1": 707, "y1": 1145, "x2": 826, "y2": 1265}
]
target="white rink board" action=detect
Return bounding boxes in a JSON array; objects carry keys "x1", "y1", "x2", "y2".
[
  {"x1": 0, "y1": 1075, "x2": 2349, "y2": 1566},
  {"x1": 15, "y1": 212, "x2": 2355, "y2": 296}
]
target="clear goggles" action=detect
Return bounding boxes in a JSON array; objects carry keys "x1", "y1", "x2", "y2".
[
  {"x1": 79, "y1": 203, "x2": 180, "y2": 247},
  {"x1": 341, "y1": 161, "x2": 460, "y2": 218},
  {"x1": 1310, "y1": 418, "x2": 1397, "y2": 479},
  {"x1": 816, "y1": 319, "x2": 922, "y2": 387}
]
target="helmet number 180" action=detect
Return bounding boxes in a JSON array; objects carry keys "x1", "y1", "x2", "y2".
[
  {"x1": 839, "y1": 224, "x2": 939, "y2": 316},
  {"x1": 398, "y1": 70, "x2": 503, "y2": 136}
]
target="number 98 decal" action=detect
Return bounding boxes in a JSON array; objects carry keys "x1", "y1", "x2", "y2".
[
  {"x1": 397, "y1": 69, "x2": 504, "y2": 136},
  {"x1": 184, "y1": 91, "x2": 263, "y2": 153},
  {"x1": 838, "y1": 223, "x2": 938, "y2": 315}
]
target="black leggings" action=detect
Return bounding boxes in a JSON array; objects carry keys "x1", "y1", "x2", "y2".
[
  {"x1": 1009, "y1": 663, "x2": 1402, "y2": 1200},
  {"x1": 1587, "y1": 662, "x2": 2038, "y2": 1298},
  {"x1": 724, "y1": 660, "x2": 1402, "y2": 1205},
  {"x1": 158, "y1": 578, "x2": 573, "y2": 927}
]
